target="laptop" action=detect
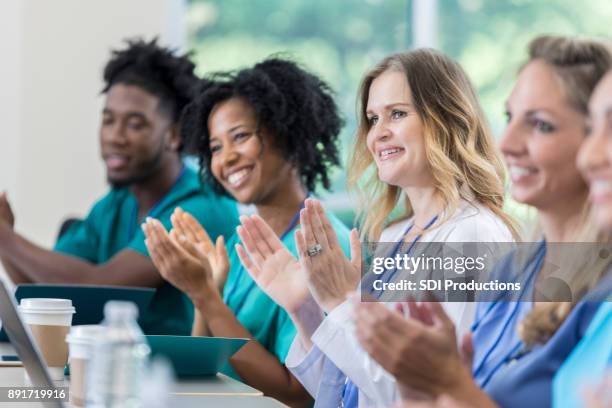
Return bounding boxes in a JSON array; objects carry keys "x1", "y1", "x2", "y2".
[{"x1": 0, "y1": 270, "x2": 66, "y2": 408}]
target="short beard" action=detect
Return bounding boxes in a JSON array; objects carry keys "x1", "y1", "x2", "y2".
[{"x1": 107, "y1": 139, "x2": 166, "y2": 188}]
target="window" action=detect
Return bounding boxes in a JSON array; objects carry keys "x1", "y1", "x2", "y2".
[{"x1": 186, "y1": 0, "x2": 611, "y2": 227}]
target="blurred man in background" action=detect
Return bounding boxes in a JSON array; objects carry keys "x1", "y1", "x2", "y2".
[{"x1": 0, "y1": 38, "x2": 238, "y2": 334}]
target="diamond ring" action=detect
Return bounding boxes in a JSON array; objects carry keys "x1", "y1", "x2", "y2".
[{"x1": 306, "y1": 243, "x2": 323, "y2": 257}]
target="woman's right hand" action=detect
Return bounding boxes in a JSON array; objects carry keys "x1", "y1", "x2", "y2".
[
  {"x1": 353, "y1": 298, "x2": 471, "y2": 398},
  {"x1": 235, "y1": 214, "x2": 311, "y2": 314},
  {"x1": 170, "y1": 208, "x2": 229, "y2": 292},
  {"x1": 142, "y1": 218, "x2": 217, "y2": 306}
]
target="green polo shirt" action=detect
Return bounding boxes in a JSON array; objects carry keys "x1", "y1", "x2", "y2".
[
  {"x1": 54, "y1": 166, "x2": 239, "y2": 335},
  {"x1": 220, "y1": 209, "x2": 350, "y2": 380}
]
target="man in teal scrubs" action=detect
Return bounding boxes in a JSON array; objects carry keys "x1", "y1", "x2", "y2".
[{"x1": 0, "y1": 39, "x2": 238, "y2": 334}]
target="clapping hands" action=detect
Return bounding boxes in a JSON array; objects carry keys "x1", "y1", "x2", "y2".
[
  {"x1": 236, "y1": 198, "x2": 361, "y2": 315},
  {"x1": 353, "y1": 297, "x2": 472, "y2": 398},
  {"x1": 235, "y1": 214, "x2": 309, "y2": 314},
  {"x1": 295, "y1": 199, "x2": 361, "y2": 313},
  {"x1": 142, "y1": 208, "x2": 229, "y2": 305}
]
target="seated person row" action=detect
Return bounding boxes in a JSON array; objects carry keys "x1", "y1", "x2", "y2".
[
  {"x1": 0, "y1": 39, "x2": 238, "y2": 334},
  {"x1": 19, "y1": 33, "x2": 603, "y2": 408},
  {"x1": 353, "y1": 35, "x2": 612, "y2": 408},
  {"x1": 143, "y1": 46, "x2": 522, "y2": 408},
  {"x1": 142, "y1": 58, "x2": 350, "y2": 407},
  {"x1": 204, "y1": 36, "x2": 610, "y2": 408}
]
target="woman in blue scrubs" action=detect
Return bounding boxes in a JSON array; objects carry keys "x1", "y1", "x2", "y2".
[{"x1": 354, "y1": 35, "x2": 612, "y2": 407}]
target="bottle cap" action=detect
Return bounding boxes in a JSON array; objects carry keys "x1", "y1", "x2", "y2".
[{"x1": 104, "y1": 301, "x2": 138, "y2": 321}]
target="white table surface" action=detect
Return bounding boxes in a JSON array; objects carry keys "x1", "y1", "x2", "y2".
[{"x1": 0, "y1": 342, "x2": 289, "y2": 407}]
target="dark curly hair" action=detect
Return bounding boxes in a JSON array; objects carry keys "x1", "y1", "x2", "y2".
[
  {"x1": 102, "y1": 38, "x2": 200, "y2": 150},
  {"x1": 181, "y1": 57, "x2": 343, "y2": 194}
]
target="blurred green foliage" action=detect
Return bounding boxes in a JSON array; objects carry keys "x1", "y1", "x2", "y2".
[{"x1": 186, "y1": 0, "x2": 611, "y2": 229}]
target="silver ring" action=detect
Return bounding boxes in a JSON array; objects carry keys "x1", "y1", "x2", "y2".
[{"x1": 306, "y1": 243, "x2": 323, "y2": 257}]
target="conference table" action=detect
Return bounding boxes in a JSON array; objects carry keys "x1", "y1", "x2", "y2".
[{"x1": 0, "y1": 343, "x2": 287, "y2": 407}]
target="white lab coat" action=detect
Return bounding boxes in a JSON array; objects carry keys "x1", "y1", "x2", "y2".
[{"x1": 286, "y1": 198, "x2": 514, "y2": 407}]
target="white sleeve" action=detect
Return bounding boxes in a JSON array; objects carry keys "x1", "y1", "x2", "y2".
[
  {"x1": 285, "y1": 336, "x2": 326, "y2": 398},
  {"x1": 310, "y1": 299, "x2": 400, "y2": 406}
]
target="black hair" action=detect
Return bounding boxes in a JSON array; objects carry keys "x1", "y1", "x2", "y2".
[
  {"x1": 181, "y1": 57, "x2": 343, "y2": 194},
  {"x1": 102, "y1": 38, "x2": 200, "y2": 149}
]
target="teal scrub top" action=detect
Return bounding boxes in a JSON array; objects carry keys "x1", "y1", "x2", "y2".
[
  {"x1": 54, "y1": 166, "x2": 239, "y2": 335},
  {"x1": 553, "y1": 301, "x2": 612, "y2": 408},
  {"x1": 220, "y1": 209, "x2": 351, "y2": 380}
]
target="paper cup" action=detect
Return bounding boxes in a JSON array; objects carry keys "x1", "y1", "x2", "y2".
[
  {"x1": 20, "y1": 298, "x2": 75, "y2": 381},
  {"x1": 66, "y1": 325, "x2": 104, "y2": 406}
]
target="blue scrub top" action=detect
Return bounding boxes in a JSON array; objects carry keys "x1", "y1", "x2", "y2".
[{"x1": 472, "y1": 242, "x2": 612, "y2": 408}]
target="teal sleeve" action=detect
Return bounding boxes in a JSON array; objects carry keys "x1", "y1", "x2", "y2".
[{"x1": 53, "y1": 215, "x2": 100, "y2": 263}]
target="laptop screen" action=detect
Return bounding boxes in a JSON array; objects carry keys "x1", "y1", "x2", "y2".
[{"x1": 0, "y1": 270, "x2": 65, "y2": 408}]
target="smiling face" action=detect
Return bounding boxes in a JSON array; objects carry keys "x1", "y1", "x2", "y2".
[
  {"x1": 500, "y1": 60, "x2": 589, "y2": 210},
  {"x1": 100, "y1": 84, "x2": 179, "y2": 187},
  {"x1": 578, "y1": 72, "x2": 612, "y2": 229},
  {"x1": 365, "y1": 69, "x2": 434, "y2": 189},
  {"x1": 208, "y1": 97, "x2": 294, "y2": 204}
]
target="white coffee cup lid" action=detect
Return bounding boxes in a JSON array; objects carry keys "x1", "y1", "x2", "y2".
[
  {"x1": 66, "y1": 325, "x2": 105, "y2": 344},
  {"x1": 19, "y1": 298, "x2": 75, "y2": 314}
]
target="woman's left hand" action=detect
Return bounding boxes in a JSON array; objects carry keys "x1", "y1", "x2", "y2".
[
  {"x1": 143, "y1": 218, "x2": 218, "y2": 306},
  {"x1": 295, "y1": 199, "x2": 361, "y2": 313},
  {"x1": 354, "y1": 298, "x2": 473, "y2": 398}
]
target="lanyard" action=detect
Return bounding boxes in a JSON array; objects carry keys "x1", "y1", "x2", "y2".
[
  {"x1": 223, "y1": 194, "x2": 309, "y2": 315},
  {"x1": 128, "y1": 166, "x2": 186, "y2": 239},
  {"x1": 369, "y1": 214, "x2": 438, "y2": 299},
  {"x1": 472, "y1": 240, "x2": 545, "y2": 387}
]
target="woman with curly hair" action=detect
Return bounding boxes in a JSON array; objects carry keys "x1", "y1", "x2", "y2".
[{"x1": 142, "y1": 57, "x2": 350, "y2": 407}]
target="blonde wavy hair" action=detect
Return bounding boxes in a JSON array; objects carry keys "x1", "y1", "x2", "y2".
[
  {"x1": 514, "y1": 36, "x2": 612, "y2": 347},
  {"x1": 348, "y1": 49, "x2": 520, "y2": 242}
]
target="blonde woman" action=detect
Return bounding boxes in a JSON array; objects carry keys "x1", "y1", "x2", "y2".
[
  {"x1": 354, "y1": 36, "x2": 612, "y2": 408},
  {"x1": 237, "y1": 48, "x2": 517, "y2": 407}
]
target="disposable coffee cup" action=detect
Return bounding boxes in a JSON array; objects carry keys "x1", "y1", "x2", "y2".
[
  {"x1": 19, "y1": 298, "x2": 75, "y2": 381},
  {"x1": 66, "y1": 325, "x2": 105, "y2": 407}
]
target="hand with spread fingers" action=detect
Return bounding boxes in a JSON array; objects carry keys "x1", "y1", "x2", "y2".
[
  {"x1": 170, "y1": 207, "x2": 229, "y2": 292},
  {"x1": 295, "y1": 198, "x2": 361, "y2": 313},
  {"x1": 235, "y1": 214, "x2": 310, "y2": 314},
  {"x1": 353, "y1": 298, "x2": 478, "y2": 399},
  {"x1": 142, "y1": 217, "x2": 218, "y2": 306}
]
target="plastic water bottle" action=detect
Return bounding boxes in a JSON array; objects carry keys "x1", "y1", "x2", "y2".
[
  {"x1": 85, "y1": 301, "x2": 151, "y2": 408},
  {"x1": 139, "y1": 357, "x2": 175, "y2": 408}
]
